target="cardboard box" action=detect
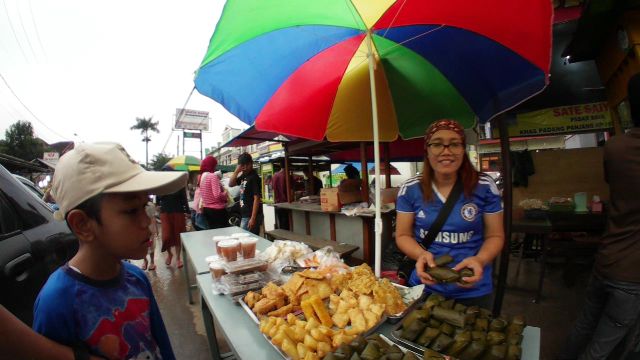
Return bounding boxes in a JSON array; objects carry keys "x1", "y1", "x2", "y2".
[
  {"x1": 320, "y1": 188, "x2": 341, "y2": 212},
  {"x1": 338, "y1": 190, "x2": 363, "y2": 205}
]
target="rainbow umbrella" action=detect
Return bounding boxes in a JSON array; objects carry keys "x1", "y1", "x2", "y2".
[
  {"x1": 194, "y1": 0, "x2": 552, "y2": 276},
  {"x1": 162, "y1": 155, "x2": 201, "y2": 172}
]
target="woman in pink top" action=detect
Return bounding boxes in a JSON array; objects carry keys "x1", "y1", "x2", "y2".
[{"x1": 199, "y1": 155, "x2": 229, "y2": 229}]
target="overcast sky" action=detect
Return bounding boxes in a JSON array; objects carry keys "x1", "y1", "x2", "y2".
[{"x1": 0, "y1": 0, "x2": 248, "y2": 163}]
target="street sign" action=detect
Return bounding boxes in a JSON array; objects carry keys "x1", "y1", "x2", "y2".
[
  {"x1": 183, "y1": 131, "x2": 201, "y2": 139},
  {"x1": 175, "y1": 108, "x2": 210, "y2": 131}
]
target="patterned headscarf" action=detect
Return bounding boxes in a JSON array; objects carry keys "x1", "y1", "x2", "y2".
[{"x1": 424, "y1": 119, "x2": 465, "y2": 148}]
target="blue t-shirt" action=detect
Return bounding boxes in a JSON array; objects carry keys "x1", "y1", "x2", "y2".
[
  {"x1": 33, "y1": 261, "x2": 175, "y2": 360},
  {"x1": 396, "y1": 173, "x2": 503, "y2": 299}
]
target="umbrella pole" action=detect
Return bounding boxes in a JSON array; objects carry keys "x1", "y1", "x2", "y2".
[
  {"x1": 366, "y1": 32, "x2": 382, "y2": 278},
  {"x1": 493, "y1": 115, "x2": 512, "y2": 316}
]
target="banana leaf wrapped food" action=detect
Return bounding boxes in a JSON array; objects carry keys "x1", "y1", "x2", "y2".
[
  {"x1": 379, "y1": 354, "x2": 403, "y2": 360},
  {"x1": 349, "y1": 336, "x2": 367, "y2": 354},
  {"x1": 360, "y1": 341, "x2": 381, "y2": 360},
  {"x1": 475, "y1": 318, "x2": 489, "y2": 332},
  {"x1": 401, "y1": 309, "x2": 431, "y2": 329},
  {"x1": 416, "y1": 327, "x2": 441, "y2": 347},
  {"x1": 440, "y1": 299, "x2": 456, "y2": 309},
  {"x1": 350, "y1": 353, "x2": 362, "y2": 360},
  {"x1": 440, "y1": 322, "x2": 455, "y2": 336},
  {"x1": 401, "y1": 352, "x2": 420, "y2": 360},
  {"x1": 453, "y1": 303, "x2": 468, "y2": 313},
  {"x1": 429, "y1": 318, "x2": 443, "y2": 328},
  {"x1": 458, "y1": 340, "x2": 487, "y2": 360},
  {"x1": 430, "y1": 333, "x2": 454, "y2": 353},
  {"x1": 506, "y1": 315, "x2": 526, "y2": 336},
  {"x1": 423, "y1": 293, "x2": 446, "y2": 309},
  {"x1": 487, "y1": 331, "x2": 506, "y2": 345},
  {"x1": 432, "y1": 306, "x2": 473, "y2": 327},
  {"x1": 335, "y1": 344, "x2": 353, "y2": 358},
  {"x1": 323, "y1": 353, "x2": 345, "y2": 360},
  {"x1": 423, "y1": 348, "x2": 447, "y2": 360},
  {"x1": 506, "y1": 333, "x2": 523, "y2": 345},
  {"x1": 386, "y1": 345, "x2": 403, "y2": 354},
  {"x1": 482, "y1": 344, "x2": 507, "y2": 360},
  {"x1": 366, "y1": 334, "x2": 390, "y2": 352},
  {"x1": 446, "y1": 330, "x2": 471, "y2": 357},
  {"x1": 489, "y1": 318, "x2": 508, "y2": 332},
  {"x1": 479, "y1": 308, "x2": 493, "y2": 320},
  {"x1": 506, "y1": 344, "x2": 522, "y2": 360},
  {"x1": 472, "y1": 331, "x2": 487, "y2": 342},
  {"x1": 427, "y1": 267, "x2": 461, "y2": 283},
  {"x1": 400, "y1": 318, "x2": 428, "y2": 342},
  {"x1": 434, "y1": 254, "x2": 454, "y2": 266}
]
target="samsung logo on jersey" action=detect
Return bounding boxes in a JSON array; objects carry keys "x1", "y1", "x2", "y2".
[{"x1": 419, "y1": 230, "x2": 474, "y2": 243}]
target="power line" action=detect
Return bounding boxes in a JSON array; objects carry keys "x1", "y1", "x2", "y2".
[
  {"x1": 161, "y1": 87, "x2": 195, "y2": 154},
  {"x1": 27, "y1": 0, "x2": 46, "y2": 61},
  {"x1": 0, "y1": 72, "x2": 69, "y2": 140},
  {"x1": 1, "y1": 0, "x2": 30, "y2": 63},
  {"x1": 16, "y1": 0, "x2": 39, "y2": 62}
]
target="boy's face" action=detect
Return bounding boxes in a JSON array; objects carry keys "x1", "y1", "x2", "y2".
[
  {"x1": 240, "y1": 162, "x2": 252, "y2": 173},
  {"x1": 94, "y1": 192, "x2": 151, "y2": 260}
]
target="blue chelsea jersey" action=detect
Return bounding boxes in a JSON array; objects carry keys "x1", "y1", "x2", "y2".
[{"x1": 396, "y1": 173, "x2": 503, "y2": 299}]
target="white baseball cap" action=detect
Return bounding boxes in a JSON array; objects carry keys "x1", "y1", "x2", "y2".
[{"x1": 51, "y1": 142, "x2": 188, "y2": 220}]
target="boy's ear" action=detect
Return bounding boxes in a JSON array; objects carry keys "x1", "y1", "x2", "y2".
[{"x1": 66, "y1": 209, "x2": 98, "y2": 242}]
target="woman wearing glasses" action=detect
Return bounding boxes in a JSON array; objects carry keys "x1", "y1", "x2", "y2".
[{"x1": 395, "y1": 119, "x2": 504, "y2": 308}]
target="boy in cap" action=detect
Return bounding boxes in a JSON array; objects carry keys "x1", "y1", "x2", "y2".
[{"x1": 33, "y1": 143, "x2": 184, "y2": 360}]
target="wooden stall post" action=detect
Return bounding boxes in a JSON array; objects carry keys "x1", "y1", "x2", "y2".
[{"x1": 284, "y1": 143, "x2": 293, "y2": 231}]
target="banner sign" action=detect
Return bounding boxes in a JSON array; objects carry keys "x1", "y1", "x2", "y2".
[
  {"x1": 43, "y1": 152, "x2": 59, "y2": 161},
  {"x1": 175, "y1": 108, "x2": 209, "y2": 131},
  {"x1": 495, "y1": 102, "x2": 613, "y2": 137}
]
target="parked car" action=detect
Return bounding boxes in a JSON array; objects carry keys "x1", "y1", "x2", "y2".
[
  {"x1": 13, "y1": 174, "x2": 44, "y2": 199},
  {"x1": 0, "y1": 165, "x2": 77, "y2": 325}
]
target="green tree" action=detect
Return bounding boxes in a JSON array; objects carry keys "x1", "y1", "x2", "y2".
[
  {"x1": 130, "y1": 116, "x2": 159, "y2": 167},
  {"x1": 149, "y1": 152, "x2": 172, "y2": 171},
  {"x1": 0, "y1": 120, "x2": 46, "y2": 161}
]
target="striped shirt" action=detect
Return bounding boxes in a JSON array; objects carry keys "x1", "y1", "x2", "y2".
[{"x1": 200, "y1": 173, "x2": 228, "y2": 210}]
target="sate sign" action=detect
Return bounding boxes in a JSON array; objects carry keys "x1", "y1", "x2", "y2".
[{"x1": 495, "y1": 102, "x2": 613, "y2": 137}]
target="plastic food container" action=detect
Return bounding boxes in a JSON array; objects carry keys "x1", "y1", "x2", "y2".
[
  {"x1": 221, "y1": 271, "x2": 265, "y2": 285},
  {"x1": 223, "y1": 258, "x2": 269, "y2": 274}
]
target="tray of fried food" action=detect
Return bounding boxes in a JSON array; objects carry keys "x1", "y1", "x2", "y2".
[{"x1": 243, "y1": 268, "x2": 335, "y2": 322}]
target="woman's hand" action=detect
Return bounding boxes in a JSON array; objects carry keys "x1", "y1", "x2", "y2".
[
  {"x1": 415, "y1": 251, "x2": 438, "y2": 285},
  {"x1": 453, "y1": 256, "x2": 484, "y2": 287}
]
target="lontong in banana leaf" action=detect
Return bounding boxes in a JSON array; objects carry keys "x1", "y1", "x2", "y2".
[
  {"x1": 416, "y1": 327, "x2": 441, "y2": 347},
  {"x1": 423, "y1": 293, "x2": 446, "y2": 310},
  {"x1": 487, "y1": 331, "x2": 506, "y2": 345},
  {"x1": 400, "y1": 318, "x2": 428, "y2": 342},
  {"x1": 446, "y1": 330, "x2": 472, "y2": 357},
  {"x1": 432, "y1": 306, "x2": 472, "y2": 328},
  {"x1": 506, "y1": 344, "x2": 522, "y2": 360},
  {"x1": 401, "y1": 309, "x2": 431, "y2": 329},
  {"x1": 482, "y1": 344, "x2": 508, "y2": 360},
  {"x1": 430, "y1": 333, "x2": 454, "y2": 353},
  {"x1": 458, "y1": 340, "x2": 487, "y2": 360}
]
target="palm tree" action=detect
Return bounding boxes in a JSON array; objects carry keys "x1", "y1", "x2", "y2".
[{"x1": 130, "y1": 117, "x2": 160, "y2": 167}]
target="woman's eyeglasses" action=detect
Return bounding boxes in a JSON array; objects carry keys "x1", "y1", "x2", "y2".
[{"x1": 426, "y1": 142, "x2": 465, "y2": 155}]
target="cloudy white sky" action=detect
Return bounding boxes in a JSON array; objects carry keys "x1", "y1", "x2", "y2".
[{"x1": 0, "y1": 0, "x2": 248, "y2": 163}]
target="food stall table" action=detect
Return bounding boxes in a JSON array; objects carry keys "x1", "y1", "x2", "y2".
[
  {"x1": 181, "y1": 226, "x2": 255, "y2": 304},
  {"x1": 197, "y1": 271, "x2": 542, "y2": 360}
]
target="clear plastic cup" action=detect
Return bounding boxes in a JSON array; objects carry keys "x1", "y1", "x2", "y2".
[
  {"x1": 218, "y1": 239, "x2": 240, "y2": 262},
  {"x1": 213, "y1": 236, "x2": 230, "y2": 256},
  {"x1": 240, "y1": 238, "x2": 258, "y2": 259},
  {"x1": 209, "y1": 261, "x2": 226, "y2": 280}
]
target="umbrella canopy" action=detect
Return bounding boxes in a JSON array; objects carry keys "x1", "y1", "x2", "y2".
[
  {"x1": 163, "y1": 155, "x2": 201, "y2": 172},
  {"x1": 195, "y1": 0, "x2": 552, "y2": 141}
]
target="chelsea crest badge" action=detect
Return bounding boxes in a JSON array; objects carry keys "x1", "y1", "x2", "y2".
[{"x1": 461, "y1": 203, "x2": 479, "y2": 222}]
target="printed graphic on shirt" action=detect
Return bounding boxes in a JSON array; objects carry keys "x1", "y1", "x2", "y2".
[
  {"x1": 461, "y1": 203, "x2": 479, "y2": 222},
  {"x1": 239, "y1": 177, "x2": 248, "y2": 209},
  {"x1": 417, "y1": 210, "x2": 426, "y2": 218}
]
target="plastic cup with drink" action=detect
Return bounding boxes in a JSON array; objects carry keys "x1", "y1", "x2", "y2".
[{"x1": 241, "y1": 237, "x2": 258, "y2": 259}]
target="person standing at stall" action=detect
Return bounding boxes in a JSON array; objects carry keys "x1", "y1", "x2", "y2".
[
  {"x1": 199, "y1": 155, "x2": 229, "y2": 229},
  {"x1": 272, "y1": 160, "x2": 290, "y2": 230},
  {"x1": 560, "y1": 73, "x2": 640, "y2": 360},
  {"x1": 230, "y1": 153, "x2": 263, "y2": 235},
  {"x1": 338, "y1": 163, "x2": 362, "y2": 193},
  {"x1": 303, "y1": 167, "x2": 323, "y2": 196},
  {"x1": 395, "y1": 119, "x2": 504, "y2": 308}
]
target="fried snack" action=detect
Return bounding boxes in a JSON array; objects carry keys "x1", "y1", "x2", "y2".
[
  {"x1": 281, "y1": 338, "x2": 300, "y2": 360},
  {"x1": 310, "y1": 295, "x2": 333, "y2": 328},
  {"x1": 297, "y1": 343, "x2": 309, "y2": 359},
  {"x1": 358, "y1": 295, "x2": 373, "y2": 310},
  {"x1": 244, "y1": 291, "x2": 262, "y2": 308},
  {"x1": 347, "y1": 308, "x2": 366, "y2": 333},
  {"x1": 372, "y1": 278, "x2": 406, "y2": 315},
  {"x1": 330, "y1": 272, "x2": 352, "y2": 292},
  {"x1": 369, "y1": 303, "x2": 385, "y2": 318},
  {"x1": 262, "y1": 281, "x2": 286, "y2": 300},
  {"x1": 332, "y1": 311, "x2": 350, "y2": 328},
  {"x1": 283, "y1": 273, "x2": 305, "y2": 294},
  {"x1": 301, "y1": 299, "x2": 319, "y2": 323},
  {"x1": 302, "y1": 279, "x2": 333, "y2": 301},
  {"x1": 299, "y1": 269, "x2": 325, "y2": 279},
  {"x1": 303, "y1": 352, "x2": 320, "y2": 360},
  {"x1": 268, "y1": 303, "x2": 295, "y2": 318},
  {"x1": 253, "y1": 298, "x2": 278, "y2": 315},
  {"x1": 329, "y1": 294, "x2": 341, "y2": 314},
  {"x1": 362, "y1": 310, "x2": 380, "y2": 330}
]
